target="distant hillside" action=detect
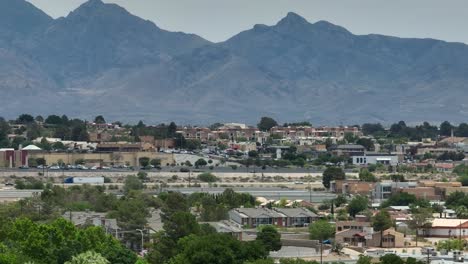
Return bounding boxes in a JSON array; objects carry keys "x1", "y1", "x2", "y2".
[{"x1": 0, "y1": 0, "x2": 467, "y2": 124}]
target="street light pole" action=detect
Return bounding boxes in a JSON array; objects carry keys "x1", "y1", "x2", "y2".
[
  {"x1": 320, "y1": 241, "x2": 323, "y2": 264},
  {"x1": 136, "y1": 229, "x2": 144, "y2": 253}
]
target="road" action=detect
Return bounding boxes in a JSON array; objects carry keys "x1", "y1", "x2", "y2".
[
  {"x1": 0, "y1": 189, "x2": 43, "y2": 202},
  {"x1": 0, "y1": 166, "x2": 358, "y2": 174}
]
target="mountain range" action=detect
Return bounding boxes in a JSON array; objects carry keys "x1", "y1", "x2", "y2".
[{"x1": 1, "y1": 0, "x2": 467, "y2": 125}]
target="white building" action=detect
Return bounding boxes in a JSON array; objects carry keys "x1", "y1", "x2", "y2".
[
  {"x1": 421, "y1": 219, "x2": 468, "y2": 238},
  {"x1": 352, "y1": 153, "x2": 399, "y2": 166}
]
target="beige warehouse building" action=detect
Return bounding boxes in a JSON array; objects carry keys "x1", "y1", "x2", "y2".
[{"x1": 29, "y1": 152, "x2": 174, "y2": 167}]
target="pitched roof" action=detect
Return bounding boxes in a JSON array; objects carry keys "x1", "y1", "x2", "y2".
[
  {"x1": 232, "y1": 208, "x2": 284, "y2": 218},
  {"x1": 431, "y1": 219, "x2": 468, "y2": 228},
  {"x1": 22, "y1": 145, "x2": 42, "y2": 150},
  {"x1": 273, "y1": 208, "x2": 318, "y2": 217}
]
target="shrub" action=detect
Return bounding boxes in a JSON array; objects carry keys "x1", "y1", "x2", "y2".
[{"x1": 197, "y1": 173, "x2": 218, "y2": 183}]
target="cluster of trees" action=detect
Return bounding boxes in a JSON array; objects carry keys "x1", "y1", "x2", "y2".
[
  {"x1": 0, "y1": 218, "x2": 137, "y2": 264},
  {"x1": 362, "y1": 121, "x2": 468, "y2": 140},
  {"x1": 145, "y1": 191, "x2": 273, "y2": 264},
  {"x1": 1, "y1": 114, "x2": 204, "y2": 152},
  {"x1": 437, "y1": 151, "x2": 465, "y2": 161},
  {"x1": 455, "y1": 165, "x2": 468, "y2": 186},
  {"x1": 0, "y1": 114, "x2": 90, "y2": 150},
  {"x1": 445, "y1": 191, "x2": 468, "y2": 215},
  {"x1": 188, "y1": 189, "x2": 256, "y2": 221},
  {"x1": 1, "y1": 179, "x2": 287, "y2": 264},
  {"x1": 197, "y1": 172, "x2": 218, "y2": 183},
  {"x1": 356, "y1": 254, "x2": 425, "y2": 264},
  {"x1": 312, "y1": 153, "x2": 346, "y2": 166},
  {"x1": 380, "y1": 192, "x2": 430, "y2": 208}
]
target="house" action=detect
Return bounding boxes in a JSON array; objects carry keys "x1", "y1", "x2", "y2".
[
  {"x1": 272, "y1": 208, "x2": 319, "y2": 227},
  {"x1": 372, "y1": 181, "x2": 418, "y2": 202},
  {"x1": 434, "y1": 163, "x2": 455, "y2": 172},
  {"x1": 352, "y1": 153, "x2": 399, "y2": 166},
  {"x1": 229, "y1": 208, "x2": 285, "y2": 227},
  {"x1": 336, "y1": 218, "x2": 372, "y2": 233},
  {"x1": 331, "y1": 144, "x2": 365, "y2": 157},
  {"x1": 63, "y1": 211, "x2": 121, "y2": 239},
  {"x1": 330, "y1": 180, "x2": 375, "y2": 196},
  {"x1": 422, "y1": 219, "x2": 468, "y2": 238},
  {"x1": 204, "y1": 220, "x2": 243, "y2": 240},
  {"x1": 229, "y1": 207, "x2": 318, "y2": 228},
  {"x1": 335, "y1": 224, "x2": 405, "y2": 248},
  {"x1": 368, "y1": 228, "x2": 405, "y2": 248}
]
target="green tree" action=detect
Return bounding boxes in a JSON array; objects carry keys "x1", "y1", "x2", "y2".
[
  {"x1": 123, "y1": 176, "x2": 144, "y2": 194},
  {"x1": 361, "y1": 123, "x2": 385, "y2": 136},
  {"x1": 344, "y1": 133, "x2": 357, "y2": 143},
  {"x1": 197, "y1": 172, "x2": 217, "y2": 183},
  {"x1": 256, "y1": 225, "x2": 282, "y2": 252},
  {"x1": 356, "y1": 138, "x2": 374, "y2": 151},
  {"x1": 45, "y1": 115, "x2": 63, "y2": 125},
  {"x1": 185, "y1": 139, "x2": 201, "y2": 151},
  {"x1": 94, "y1": 116, "x2": 106, "y2": 124},
  {"x1": 309, "y1": 220, "x2": 335, "y2": 264},
  {"x1": 257, "y1": 117, "x2": 278, "y2": 131},
  {"x1": 380, "y1": 254, "x2": 404, "y2": 264},
  {"x1": 356, "y1": 255, "x2": 372, "y2": 264},
  {"x1": 139, "y1": 157, "x2": 150, "y2": 167},
  {"x1": 164, "y1": 212, "x2": 200, "y2": 241},
  {"x1": 170, "y1": 234, "x2": 267, "y2": 264},
  {"x1": 16, "y1": 114, "x2": 35, "y2": 124},
  {"x1": 150, "y1": 159, "x2": 161, "y2": 167},
  {"x1": 372, "y1": 210, "x2": 393, "y2": 247},
  {"x1": 26, "y1": 123, "x2": 42, "y2": 141},
  {"x1": 334, "y1": 194, "x2": 348, "y2": 208},
  {"x1": 34, "y1": 115, "x2": 44, "y2": 123},
  {"x1": 347, "y1": 195, "x2": 368, "y2": 217},
  {"x1": 381, "y1": 192, "x2": 417, "y2": 207},
  {"x1": 65, "y1": 251, "x2": 109, "y2": 264},
  {"x1": 248, "y1": 150, "x2": 259, "y2": 158},
  {"x1": 194, "y1": 158, "x2": 207, "y2": 167},
  {"x1": 2, "y1": 218, "x2": 136, "y2": 264},
  {"x1": 456, "y1": 205, "x2": 468, "y2": 219},
  {"x1": 437, "y1": 239, "x2": 464, "y2": 251},
  {"x1": 440, "y1": 121, "x2": 454, "y2": 137},
  {"x1": 71, "y1": 124, "x2": 89, "y2": 141},
  {"x1": 359, "y1": 169, "x2": 377, "y2": 182},
  {"x1": 322, "y1": 167, "x2": 345, "y2": 189},
  {"x1": 38, "y1": 137, "x2": 52, "y2": 151},
  {"x1": 52, "y1": 141, "x2": 67, "y2": 151},
  {"x1": 408, "y1": 208, "x2": 432, "y2": 246}
]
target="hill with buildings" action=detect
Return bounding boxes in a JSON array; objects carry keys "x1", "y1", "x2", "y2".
[{"x1": 1, "y1": 0, "x2": 468, "y2": 124}]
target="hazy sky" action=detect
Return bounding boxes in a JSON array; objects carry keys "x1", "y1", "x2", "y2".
[{"x1": 27, "y1": 0, "x2": 468, "y2": 44}]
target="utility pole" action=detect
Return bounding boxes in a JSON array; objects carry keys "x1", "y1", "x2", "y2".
[
  {"x1": 320, "y1": 241, "x2": 323, "y2": 264},
  {"x1": 188, "y1": 170, "x2": 191, "y2": 187}
]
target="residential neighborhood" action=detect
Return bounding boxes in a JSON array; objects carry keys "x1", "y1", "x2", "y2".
[{"x1": 1, "y1": 114, "x2": 468, "y2": 263}]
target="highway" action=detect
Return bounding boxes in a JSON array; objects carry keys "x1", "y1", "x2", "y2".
[
  {"x1": 165, "y1": 187, "x2": 336, "y2": 202},
  {"x1": 0, "y1": 189, "x2": 43, "y2": 202}
]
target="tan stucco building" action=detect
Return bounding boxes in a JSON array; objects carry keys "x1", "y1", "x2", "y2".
[{"x1": 29, "y1": 152, "x2": 174, "y2": 167}]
